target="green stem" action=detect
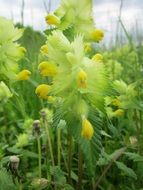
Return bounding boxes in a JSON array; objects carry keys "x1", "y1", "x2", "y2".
[
  {"x1": 44, "y1": 121, "x2": 56, "y2": 190},
  {"x1": 76, "y1": 148, "x2": 83, "y2": 190},
  {"x1": 93, "y1": 147, "x2": 126, "y2": 190},
  {"x1": 68, "y1": 134, "x2": 73, "y2": 184},
  {"x1": 57, "y1": 127, "x2": 61, "y2": 167},
  {"x1": 15, "y1": 177, "x2": 22, "y2": 190},
  {"x1": 45, "y1": 121, "x2": 55, "y2": 167},
  {"x1": 37, "y1": 137, "x2": 42, "y2": 178}
]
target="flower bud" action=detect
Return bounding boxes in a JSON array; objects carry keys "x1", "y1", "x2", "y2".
[
  {"x1": 9, "y1": 156, "x2": 20, "y2": 173},
  {"x1": 77, "y1": 70, "x2": 87, "y2": 88},
  {"x1": 113, "y1": 109, "x2": 124, "y2": 117},
  {"x1": 35, "y1": 84, "x2": 51, "y2": 99},
  {"x1": 81, "y1": 118, "x2": 94, "y2": 139},
  {"x1": 40, "y1": 44, "x2": 48, "y2": 55},
  {"x1": 33, "y1": 120, "x2": 41, "y2": 137},
  {"x1": 90, "y1": 29, "x2": 104, "y2": 42},
  {"x1": 45, "y1": 14, "x2": 60, "y2": 25},
  {"x1": 17, "y1": 69, "x2": 31, "y2": 81},
  {"x1": 129, "y1": 136, "x2": 138, "y2": 146},
  {"x1": 92, "y1": 53, "x2": 103, "y2": 62},
  {"x1": 31, "y1": 178, "x2": 48, "y2": 189}
]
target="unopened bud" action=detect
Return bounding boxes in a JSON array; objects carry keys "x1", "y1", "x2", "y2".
[
  {"x1": 40, "y1": 110, "x2": 46, "y2": 122},
  {"x1": 9, "y1": 156, "x2": 20, "y2": 173},
  {"x1": 129, "y1": 136, "x2": 138, "y2": 146},
  {"x1": 31, "y1": 178, "x2": 48, "y2": 188},
  {"x1": 33, "y1": 120, "x2": 41, "y2": 137}
]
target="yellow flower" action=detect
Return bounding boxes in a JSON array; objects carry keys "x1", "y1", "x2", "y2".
[
  {"x1": 17, "y1": 69, "x2": 31, "y2": 80},
  {"x1": 112, "y1": 98, "x2": 121, "y2": 107},
  {"x1": 45, "y1": 14, "x2": 60, "y2": 25},
  {"x1": 90, "y1": 29, "x2": 104, "y2": 42},
  {"x1": 92, "y1": 53, "x2": 103, "y2": 62},
  {"x1": 113, "y1": 109, "x2": 124, "y2": 117},
  {"x1": 84, "y1": 43, "x2": 92, "y2": 53},
  {"x1": 48, "y1": 96, "x2": 55, "y2": 103},
  {"x1": 19, "y1": 46, "x2": 27, "y2": 54},
  {"x1": 81, "y1": 119, "x2": 94, "y2": 139},
  {"x1": 77, "y1": 70, "x2": 87, "y2": 88},
  {"x1": 38, "y1": 61, "x2": 57, "y2": 77},
  {"x1": 35, "y1": 84, "x2": 51, "y2": 99},
  {"x1": 40, "y1": 44, "x2": 48, "y2": 55}
]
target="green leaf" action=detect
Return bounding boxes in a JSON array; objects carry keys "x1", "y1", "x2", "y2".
[
  {"x1": 101, "y1": 130, "x2": 112, "y2": 138},
  {"x1": 67, "y1": 107, "x2": 102, "y2": 177},
  {"x1": 50, "y1": 166, "x2": 66, "y2": 185},
  {"x1": 115, "y1": 161, "x2": 137, "y2": 179},
  {"x1": 124, "y1": 152, "x2": 143, "y2": 162},
  {"x1": 0, "y1": 168, "x2": 17, "y2": 190}
]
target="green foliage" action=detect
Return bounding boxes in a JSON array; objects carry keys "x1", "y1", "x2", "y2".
[
  {"x1": 0, "y1": 0, "x2": 143, "y2": 189},
  {"x1": 115, "y1": 161, "x2": 137, "y2": 179},
  {"x1": 0, "y1": 168, "x2": 17, "y2": 190}
]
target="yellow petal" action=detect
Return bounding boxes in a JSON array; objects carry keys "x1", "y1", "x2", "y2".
[
  {"x1": 113, "y1": 109, "x2": 124, "y2": 117},
  {"x1": 90, "y1": 29, "x2": 104, "y2": 42},
  {"x1": 77, "y1": 70, "x2": 87, "y2": 88},
  {"x1": 45, "y1": 14, "x2": 60, "y2": 25},
  {"x1": 35, "y1": 84, "x2": 51, "y2": 99},
  {"x1": 81, "y1": 119, "x2": 94, "y2": 139},
  {"x1": 40, "y1": 44, "x2": 48, "y2": 54},
  {"x1": 38, "y1": 61, "x2": 57, "y2": 77},
  {"x1": 84, "y1": 43, "x2": 92, "y2": 53},
  {"x1": 111, "y1": 98, "x2": 121, "y2": 107},
  {"x1": 17, "y1": 69, "x2": 31, "y2": 81},
  {"x1": 92, "y1": 53, "x2": 103, "y2": 62}
]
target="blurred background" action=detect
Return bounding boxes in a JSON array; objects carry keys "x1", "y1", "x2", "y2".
[{"x1": 0, "y1": 0, "x2": 143, "y2": 45}]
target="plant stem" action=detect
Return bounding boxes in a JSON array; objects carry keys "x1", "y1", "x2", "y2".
[
  {"x1": 37, "y1": 136, "x2": 42, "y2": 178},
  {"x1": 68, "y1": 134, "x2": 73, "y2": 184},
  {"x1": 93, "y1": 147, "x2": 126, "y2": 190},
  {"x1": 76, "y1": 148, "x2": 83, "y2": 190},
  {"x1": 44, "y1": 121, "x2": 55, "y2": 167},
  {"x1": 57, "y1": 127, "x2": 61, "y2": 167}
]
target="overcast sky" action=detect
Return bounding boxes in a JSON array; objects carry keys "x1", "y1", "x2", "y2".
[{"x1": 0, "y1": 0, "x2": 143, "y2": 42}]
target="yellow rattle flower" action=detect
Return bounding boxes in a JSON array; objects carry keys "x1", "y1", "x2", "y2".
[
  {"x1": 77, "y1": 70, "x2": 87, "y2": 88},
  {"x1": 81, "y1": 119, "x2": 94, "y2": 139},
  {"x1": 92, "y1": 53, "x2": 103, "y2": 62},
  {"x1": 38, "y1": 61, "x2": 57, "y2": 77},
  {"x1": 113, "y1": 109, "x2": 124, "y2": 117},
  {"x1": 90, "y1": 29, "x2": 104, "y2": 42},
  {"x1": 40, "y1": 45, "x2": 48, "y2": 55},
  {"x1": 35, "y1": 84, "x2": 51, "y2": 99},
  {"x1": 45, "y1": 14, "x2": 60, "y2": 25},
  {"x1": 112, "y1": 98, "x2": 121, "y2": 107},
  {"x1": 84, "y1": 43, "x2": 92, "y2": 53},
  {"x1": 17, "y1": 70, "x2": 31, "y2": 80}
]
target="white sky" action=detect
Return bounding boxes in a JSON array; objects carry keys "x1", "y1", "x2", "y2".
[{"x1": 0, "y1": 0, "x2": 143, "y2": 42}]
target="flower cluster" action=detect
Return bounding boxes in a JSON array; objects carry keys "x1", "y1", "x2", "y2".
[
  {"x1": 35, "y1": 0, "x2": 110, "y2": 140},
  {"x1": 0, "y1": 17, "x2": 26, "y2": 81}
]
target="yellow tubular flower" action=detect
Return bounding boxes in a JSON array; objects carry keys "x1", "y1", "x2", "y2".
[
  {"x1": 92, "y1": 53, "x2": 103, "y2": 62},
  {"x1": 17, "y1": 70, "x2": 31, "y2": 80},
  {"x1": 35, "y1": 84, "x2": 51, "y2": 99},
  {"x1": 113, "y1": 109, "x2": 124, "y2": 117},
  {"x1": 90, "y1": 29, "x2": 104, "y2": 42},
  {"x1": 38, "y1": 61, "x2": 57, "y2": 77},
  {"x1": 45, "y1": 14, "x2": 60, "y2": 25},
  {"x1": 81, "y1": 119, "x2": 94, "y2": 139},
  {"x1": 84, "y1": 43, "x2": 92, "y2": 53},
  {"x1": 19, "y1": 47, "x2": 27, "y2": 54},
  {"x1": 77, "y1": 70, "x2": 87, "y2": 88},
  {"x1": 112, "y1": 98, "x2": 121, "y2": 107},
  {"x1": 48, "y1": 96, "x2": 55, "y2": 103},
  {"x1": 40, "y1": 44, "x2": 48, "y2": 54}
]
